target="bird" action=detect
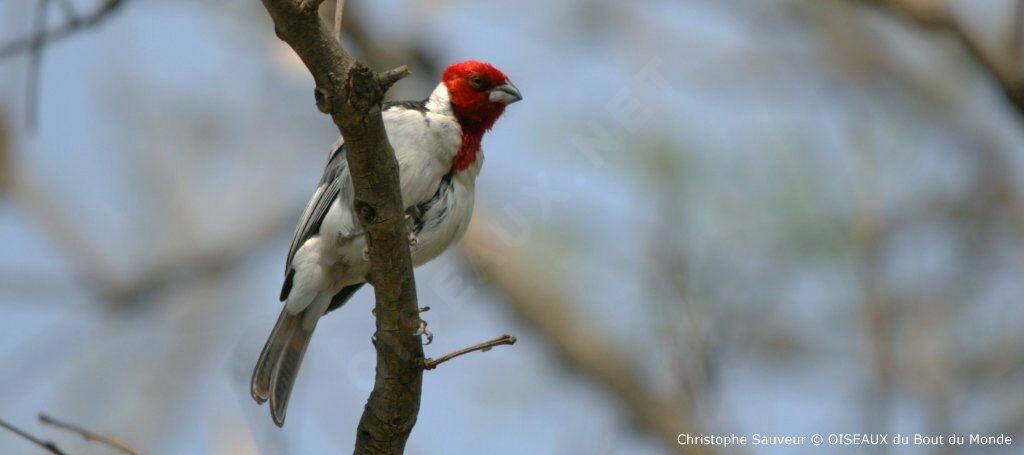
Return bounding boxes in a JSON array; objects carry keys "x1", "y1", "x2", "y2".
[{"x1": 251, "y1": 60, "x2": 521, "y2": 427}]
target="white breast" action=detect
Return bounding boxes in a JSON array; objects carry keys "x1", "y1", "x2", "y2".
[
  {"x1": 409, "y1": 165, "x2": 479, "y2": 267},
  {"x1": 386, "y1": 88, "x2": 464, "y2": 209}
]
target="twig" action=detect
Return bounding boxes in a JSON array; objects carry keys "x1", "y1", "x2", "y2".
[
  {"x1": 422, "y1": 334, "x2": 517, "y2": 370},
  {"x1": 376, "y1": 65, "x2": 411, "y2": 93},
  {"x1": 0, "y1": 0, "x2": 125, "y2": 60},
  {"x1": 38, "y1": 413, "x2": 142, "y2": 455},
  {"x1": 0, "y1": 417, "x2": 66, "y2": 455}
]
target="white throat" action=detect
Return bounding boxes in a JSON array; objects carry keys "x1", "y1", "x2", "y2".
[{"x1": 425, "y1": 83, "x2": 453, "y2": 116}]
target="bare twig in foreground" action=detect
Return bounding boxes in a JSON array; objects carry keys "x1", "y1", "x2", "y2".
[
  {"x1": 422, "y1": 334, "x2": 517, "y2": 370},
  {"x1": 0, "y1": 417, "x2": 65, "y2": 455},
  {"x1": 39, "y1": 413, "x2": 142, "y2": 455}
]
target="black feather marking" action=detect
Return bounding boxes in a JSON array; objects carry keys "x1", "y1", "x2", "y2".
[
  {"x1": 383, "y1": 99, "x2": 428, "y2": 114},
  {"x1": 408, "y1": 170, "x2": 455, "y2": 235},
  {"x1": 325, "y1": 283, "x2": 366, "y2": 314},
  {"x1": 279, "y1": 269, "x2": 296, "y2": 302}
]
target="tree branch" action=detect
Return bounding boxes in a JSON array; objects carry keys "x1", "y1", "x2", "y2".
[
  {"x1": 0, "y1": 0, "x2": 125, "y2": 60},
  {"x1": 854, "y1": 0, "x2": 1024, "y2": 119},
  {"x1": 422, "y1": 334, "x2": 517, "y2": 370},
  {"x1": 260, "y1": 0, "x2": 422, "y2": 453},
  {"x1": 0, "y1": 417, "x2": 65, "y2": 455},
  {"x1": 38, "y1": 413, "x2": 141, "y2": 455}
]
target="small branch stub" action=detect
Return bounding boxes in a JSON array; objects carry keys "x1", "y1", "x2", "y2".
[
  {"x1": 298, "y1": 0, "x2": 326, "y2": 15},
  {"x1": 422, "y1": 334, "x2": 517, "y2": 370},
  {"x1": 377, "y1": 65, "x2": 412, "y2": 93}
]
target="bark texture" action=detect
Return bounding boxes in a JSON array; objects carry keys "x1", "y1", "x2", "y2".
[{"x1": 260, "y1": 1, "x2": 422, "y2": 453}]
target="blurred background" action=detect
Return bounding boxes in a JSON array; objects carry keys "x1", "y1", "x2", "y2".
[{"x1": 1, "y1": 0, "x2": 1023, "y2": 453}]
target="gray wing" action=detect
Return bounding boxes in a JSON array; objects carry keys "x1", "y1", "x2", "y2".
[
  {"x1": 280, "y1": 141, "x2": 355, "y2": 300},
  {"x1": 280, "y1": 99, "x2": 430, "y2": 301}
]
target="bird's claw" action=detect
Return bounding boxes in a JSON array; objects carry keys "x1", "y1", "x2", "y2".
[
  {"x1": 404, "y1": 210, "x2": 420, "y2": 247},
  {"x1": 414, "y1": 318, "x2": 433, "y2": 345}
]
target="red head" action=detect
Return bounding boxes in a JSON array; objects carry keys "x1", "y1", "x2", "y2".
[{"x1": 442, "y1": 60, "x2": 521, "y2": 170}]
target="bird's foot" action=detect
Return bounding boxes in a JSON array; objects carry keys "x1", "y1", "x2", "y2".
[
  {"x1": 414, "y1": 312, "x2": 433, "y2": 345},
  {"x1": 404, "y1": 212, "x2": 419, "y2": 247}
]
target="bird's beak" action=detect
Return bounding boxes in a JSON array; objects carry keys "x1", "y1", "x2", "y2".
[{"x1": 489, "y1": 82, "x2": 523, "y2": 105}]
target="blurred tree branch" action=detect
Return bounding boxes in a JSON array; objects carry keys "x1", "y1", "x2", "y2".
[
  {"x1": 0, "y1": 0, "x2": 126, "y2": 128},
  {"x1": 7, "y1": 162, "x2": 295, "y2": 308},
  {"x1": 850, "y1": 129, "x2": 896, "y2": 443},
  {"x1": 1, "y1": 413, "x2": 141, "y2": 455},
  {"x1": 854, "y1": 0, "x2": 1024, "y2": 119},
  {"x1": 460, "y1": 222, "x2": 712, "y2": 455},
  {"x1": 0, "y1": 0, "x2": 126, "y2": 60},
  {"x1": 0, "y1": 417, "x2": 65, "y2": 455},
  {"x1": 260, "y1": 0, "x2": 423, "y2": 452},
  {"x1": 38, "y1": 413, "x2": 141, "y2": 455}
]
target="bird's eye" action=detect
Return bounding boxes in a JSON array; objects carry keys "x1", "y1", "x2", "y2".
[{"x1": 469, "y1": 75, "x2": 485, "y2": 89}]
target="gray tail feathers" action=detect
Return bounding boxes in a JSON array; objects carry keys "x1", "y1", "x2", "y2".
[{"x1": 251, "y1": 308, "x2": 318, "y2": 427}]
